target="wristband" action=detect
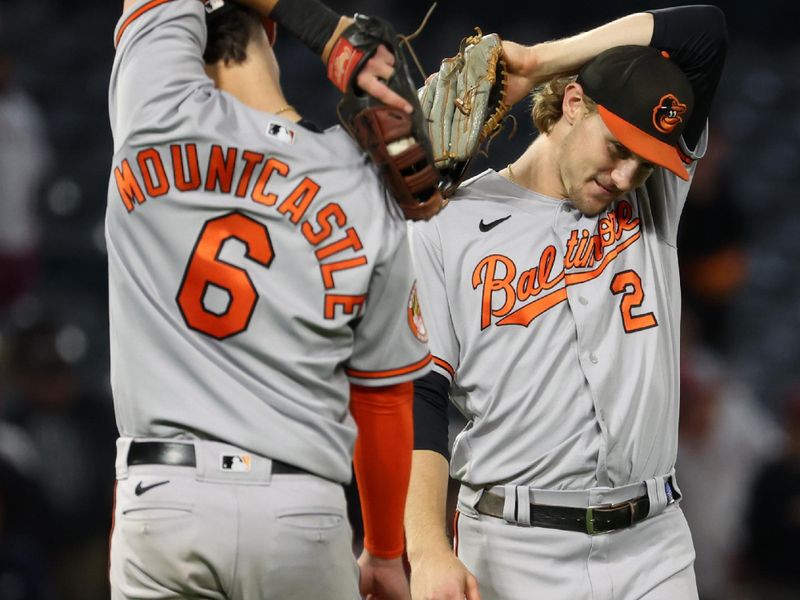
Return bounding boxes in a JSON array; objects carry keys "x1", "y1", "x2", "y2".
[{"x1": 270, "y1": 0, "x2": 340, "y2": 57}]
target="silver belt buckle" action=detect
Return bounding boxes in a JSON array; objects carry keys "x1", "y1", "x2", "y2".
[{"x1": 586, "y1": 499, "x2": 638, "y2": 534}]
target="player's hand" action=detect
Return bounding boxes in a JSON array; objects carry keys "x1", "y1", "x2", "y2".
[
  {"x1": 501, "y1": 40, "x2": 541, "y2": 106},
  {"x1": 408, "y1": 548, "x2": 481, "y2": 600},
  {"x1": 324, "y1": 16, "x2": 413, "y2": 115},
  {"x1": 356, "y1": 44, "x2": 414, "y2": 114},
  {"x1": 358, "y1": 550, "x2": 411, "y2": 600}
]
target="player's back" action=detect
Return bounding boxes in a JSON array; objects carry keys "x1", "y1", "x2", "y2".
[{"x1": 106, "y1": 0, "x2": 430, "y2": 482}]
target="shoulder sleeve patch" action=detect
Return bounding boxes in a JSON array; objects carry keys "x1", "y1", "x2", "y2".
[{"x1": 407, "y1": 281, "x2": 429, "y2": 343}]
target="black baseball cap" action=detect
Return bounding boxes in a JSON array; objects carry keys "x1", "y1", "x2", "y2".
[{"x1": 576, "y1": 45, "x2": 694, "y2": 181}]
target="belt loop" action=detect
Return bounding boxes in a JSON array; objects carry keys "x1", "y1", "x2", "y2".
[
  {"x1": 516, "y1": 487, "x2": 531, "y2": 526},
  {"x1": 115, "y1": 437, "x2": 133, "y2": 479},
  {"x1": 645, "y1": 474, "x2": 669, "y2": 518},
  {"x1": 502, "y1": 484, "x2": 517, "y2": 523}
]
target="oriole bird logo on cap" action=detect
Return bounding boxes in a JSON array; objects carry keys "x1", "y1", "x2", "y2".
[{"x1": 652, "y1": 94, "x2": 688, "y2": 134}]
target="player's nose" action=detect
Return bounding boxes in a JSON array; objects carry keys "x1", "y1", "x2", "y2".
[{"x1": 610, "y1": 158, "x2": 639, "y2": 192}]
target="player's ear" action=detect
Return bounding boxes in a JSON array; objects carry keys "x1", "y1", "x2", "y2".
[{"x1": 562, "y1": 82, "x2": 585, "y2": 126}]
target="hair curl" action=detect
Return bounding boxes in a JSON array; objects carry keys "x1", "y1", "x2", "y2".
[
  {"x1": 203, "y1": 6, "x2": 263, "y2": 65},
  {"x1": 531, "y1": 75, "x2": 597, "y2": 134}
]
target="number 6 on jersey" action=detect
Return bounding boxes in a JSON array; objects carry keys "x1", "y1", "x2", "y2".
[{"x1": 177, "y1": 212, "x2": 274, "y2": 339}]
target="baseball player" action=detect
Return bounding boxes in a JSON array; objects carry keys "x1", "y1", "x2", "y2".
[
  {"x1": 405, "y1": 5, "x2": 728, "y2": 600},
  {"x1": 107, "y1": 1, "x2": 431, "y2": 599}
]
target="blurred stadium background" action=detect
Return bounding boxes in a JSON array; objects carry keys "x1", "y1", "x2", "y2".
[{"x1": 1, "y1": 1, "x2": 799, "y2": 599}]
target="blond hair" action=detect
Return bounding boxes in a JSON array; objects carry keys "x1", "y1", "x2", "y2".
[{"x1": 531, "y1": 75, "x2": 597, "y2": 134}]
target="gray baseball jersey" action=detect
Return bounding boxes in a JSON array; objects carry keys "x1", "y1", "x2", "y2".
[
  {"x1": 107, "y1": 0, "x2": 431, "y2": 484},
  {"x1": 410, "y1": 129, "x2": 707, "y2": 498}
]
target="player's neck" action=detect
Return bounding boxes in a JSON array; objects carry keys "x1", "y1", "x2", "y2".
[
  {"x1": 505, "y1": 134, "x2": 566, "y2": 200},
  {"x1": 207, "y1": 55, "x2": 300, "y2": 122}
]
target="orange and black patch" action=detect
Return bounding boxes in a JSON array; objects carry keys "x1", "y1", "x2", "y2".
[{"x1": 651, "y1": 94, "x2": 687, "y2": 134}]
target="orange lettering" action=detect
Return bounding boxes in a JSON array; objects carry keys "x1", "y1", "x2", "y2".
[
  {"x1": 324, "y1": 294, "x2": 367, "y2": 319},
  {"x1": 315, "y1": 227, "x2": 362, "y2": 260},
  {"x1": 616, "y1": 200, "x2": 639, "y2": 231},
  {"x1": 206, "y1": 145, "x2": 237, "y2": 193},
  {"x1": 171, "y1": 144, "x2": 201, "y2": 191},
  {"x1": 235, "y1": 151, "x2": 264, "y2": 197},
  {"x1": 114, "y1": 159, "x2": 145, "y2": 212},
  {"x1": 251, "y1": 158, "x2": 289, "y2": 206},
  {"x1": 598, "y1": 216, "x2": 615, "y2": 247},
  {"x1": 472, "y1": 255, "x2": 516, "y2": 330},
  {"x1": 537, "y1": 245, "x2": 559, "y2": 289},
  {"x1": 303, "y1": 203, "x2": 347, "y2": 245},
  {"x1": 517, "y1": 268, "x2": 539, "y2": 301},
  {"x1": 320, "y1": 257, "x2": 368, "y2": 289},
  {"x1": 137, "y1": 148, "x2": 169, "y2": 197},
  {"x1": 279, "y1": 177, "x2": 319, "y2": 224},
  {"x1": 564, "y1": 230, "x2": 581, "y2": 268}
]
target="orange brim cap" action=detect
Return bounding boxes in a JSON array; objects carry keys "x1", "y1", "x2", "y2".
[{"x1": 597, "y1": 105, "x2": 689, "y2": 181}]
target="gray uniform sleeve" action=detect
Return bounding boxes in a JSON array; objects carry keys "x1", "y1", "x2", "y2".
[
  {"x1": 347, "y1": 221, "x2": 432, "y2": 387},
  {"x1": 110, "y1": 0, "x2": 211, "y2": 147},
  {"x1": 408, "y1": 219, "x2": 459, "y2": 383},
  {"x1": 644, "y1": 124, "x2": 709, "y2": 247}
]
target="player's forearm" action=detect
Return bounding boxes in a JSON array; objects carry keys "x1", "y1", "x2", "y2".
[
  {"x1": 235, "y1": 0, "x2": 345, "y2": 61},
  {"x1": 530, "y1": 12, "x2": 654, "y2": 81},
  {"x1": 350, "y1": 382, "x2": 413, "y2": 559},
  {"x1": 404, "y1": 449, "x2": 454, "y2": 564}
]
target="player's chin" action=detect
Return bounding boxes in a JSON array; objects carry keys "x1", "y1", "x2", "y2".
[{"x1": 577, "y1": 194, "x2": 614, "y2": 217}]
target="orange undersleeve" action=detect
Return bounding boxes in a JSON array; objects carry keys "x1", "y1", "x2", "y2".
[{"x1": 350, "y1": 381, "x2": 414, "y2": 559}]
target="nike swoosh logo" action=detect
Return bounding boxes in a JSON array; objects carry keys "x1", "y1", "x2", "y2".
[
  {"x1": 479, "y1": 215, "x2": 511, "y2": 232},
  {"x1": 134, "y1": 480, "x2": 170, "y2": 496}
]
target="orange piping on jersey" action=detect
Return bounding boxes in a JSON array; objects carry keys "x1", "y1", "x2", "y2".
[
  {"x1": 324, "y1": 294, "x2": 367, "y2": 319},
  {"x1": 320, "y1": 256, "x2": 368, "y2": 289},
  {"x1": 137, "y1": 148, "x2": 170, "y2": 197},
  {"x1": 432, "y1": 356, "x2": 455, "y2": 378},
  {"x1": 251, "y1": 157, "x2": 289, "y2": 206},
  {"x1": 678, "y1": 147, "x2": 693, "y2": 165},
  {"x1": 235, "y1": 151, "x2": 265, "y2": 197},
  {"x1": 206, "y1": 145, "x2": 237, "y2": 193},
  {"x1": 315, "y1": 228, "x2": 363, "y2": 260},
  {"x1": 302, "y1": 203, "x2": 347, "y2": 245},
  {"x1": 115, "y1": 0, "x2": 176, "y2": 48},
  {"x1": 279, "y1": 177, "x2": 319, "y2": 223},
  {"x1": 114, "y1": 159, "x2": 146, "y2": 212},
  {"x1": 345, "y1": 353, "x2": 433, "y2": 379},
  {"x1": 171, "y1": 144, "x2": 201, "y2": 191}
]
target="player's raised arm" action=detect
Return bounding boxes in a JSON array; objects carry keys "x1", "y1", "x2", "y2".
[
  {"x1": 232, "y1": 0, "x2": 414, "y2": 113},
  {"x1": 112, "y1": 0, "x2": 212, "y2": 145},
  {"x1": 500, "y1": 5, "x2": 727, "y2": 129},
  {"x1": 499, "y1": 12, "x2": 655, "y2": 107}
]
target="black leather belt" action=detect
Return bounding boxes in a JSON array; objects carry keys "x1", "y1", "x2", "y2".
[
  {"x1": 475, "y1": 490, "x2": 651, "y2": 535},
  {"x1": 127, "y1": 441, "x2": 307, "y2": 475}
]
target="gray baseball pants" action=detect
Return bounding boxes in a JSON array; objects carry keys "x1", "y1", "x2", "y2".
[{"x1": 110, "y1": 438, "x2": 360, "y2": 600}]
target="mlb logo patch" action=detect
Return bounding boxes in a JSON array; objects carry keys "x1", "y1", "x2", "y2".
[
  {"x1": 266, "y1": 122, "x2": 295, "y2": 145},
  {"x1": 221, "y1": 454, "x2": 252, "y2": 472}
]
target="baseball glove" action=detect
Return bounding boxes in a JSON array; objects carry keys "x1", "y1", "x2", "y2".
[
  {"x1": 418, "y1": 29, "x2": 510, "y2": 196},
  {"x1": 330, "y1": 14, "x2": 444, "y2": 221}
]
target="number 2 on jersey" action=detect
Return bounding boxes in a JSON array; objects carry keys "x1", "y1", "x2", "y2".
[
  {"x1": 177, "y1": 212, "x2": 273, "y2": 339},
  {"x1": 610, "y1": 270, "x2": 658, "y2": 333}
]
